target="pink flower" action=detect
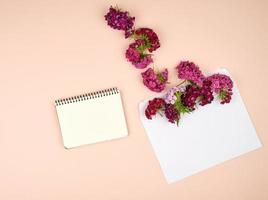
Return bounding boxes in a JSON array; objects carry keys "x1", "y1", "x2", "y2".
[
  {"x1": 133, "y1": 55, "x2": 153, "y2": 69},
  {"x1": 176, "y1": 61, "x2": 205, "y2": 86},
  {"x1": 206, "y1": 73, "x2": 233, "y2": 104},
  {"x1": 125, "y1": 40, "x2": 153, "y2": 69},
  {"x1": 141, "y1": 68, "x2": 168, "y2": 92},
  {"x1": 206, "y1": 73, "x2": 233, "y2": 93},
  {"x1": 125, "y1": 45, "x2": 140, "y2": 63},
  {"x1": 125, "y1": 48, "x2": 153, "y2": 69}
]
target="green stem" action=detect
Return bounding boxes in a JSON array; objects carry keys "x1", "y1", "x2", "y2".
[{"x1": 176, "y1": 80, "x2": 186, "y2": 87}]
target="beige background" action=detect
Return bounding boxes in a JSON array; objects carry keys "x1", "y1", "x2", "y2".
[{"x1": 0, "y1": 0, "x2": 267, "y2": 199}]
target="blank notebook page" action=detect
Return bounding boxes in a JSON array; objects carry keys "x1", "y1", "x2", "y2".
[{"x1": 55, "y1": 87, "x2": 128, "y2": 149}]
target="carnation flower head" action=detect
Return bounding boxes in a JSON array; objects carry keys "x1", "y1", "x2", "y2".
[
  {"x1": 181, "y1": 84, "x2": 200, "y2": 110},
  {"x1": 206, "y1": 73, "x2": 233, "y2": 104},
  {"x1": 141, "y1": 68, "x2": 168, "y2": 92},
  {"x1": 164, "y1": 104, "x2": 180, "y2": 124},
  {"x1": 181, "y1": 80, "x2": 214, "y2": 109},
  {"x1": 176, "y1": 61, "x2": 205, "y2": 86},
  {"x1": 219, "y1": 90, "x2": 233, "y2": 104},
  {"x1": 133, "y1": 55, "x2": 153, "y2": 69},
  {"x1": 145, "y1": 98, "x2": 165, "y2": 119},
  {"x1": 125, "y1": 40, "x2": 153, "y2": 69},
  {"x1": 125, "y1": 45, "x2": 140, "y2": 63},
  {"x1": 134, "y1": 28, "x2": 160, "y2": 52},
  {"x1": 198, "y1": 80, "x2": 214, "y2": 106},
  {"x1": 206, "y1": 73, "x2": 233, "y2": 93},
  {"x1": 105, "y1": 6, "x2": 135, "y2": 37},
  {"x1": 164, "y1": 85, "x2": 186, "y2": 104}
]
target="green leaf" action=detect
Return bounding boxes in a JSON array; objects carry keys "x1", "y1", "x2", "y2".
[{"x1": 174, "y1": 91, "x2": 191, "y2": 114}]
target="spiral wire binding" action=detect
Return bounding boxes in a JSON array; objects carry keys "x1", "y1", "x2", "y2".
[{"x1": 55, "y1": 87, "x2": 119, "y2": 106}]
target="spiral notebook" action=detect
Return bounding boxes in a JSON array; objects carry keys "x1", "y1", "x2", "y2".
[{"x1": 55, "y1": 87, "x2": 128, "y2": 149}]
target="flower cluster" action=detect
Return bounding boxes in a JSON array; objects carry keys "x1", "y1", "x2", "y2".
[
  {"x1": 134, "y1": 28, "x2": 160, "y2": 52},
  {"x1": 164, "y1": 104, "x2": 180, "y2": 123},
  {"x1": 181, "y1": 79, "x2": 214, "y2": 109},
  {"x1": 182, "y1": 84, "x2": 201, "y2": 110},
  {"x1": 145, "y1": 98, "x2": 165, "y2": 119},
  {"x1": 176, "y1": 61, "x2": 205, "y2": 86},
  {"x1": 105, "y1": 6, "x2": 164, "y2": 92},
  {"x1": 141, "y1": 68, "x2": 168, "y2": 92},
  {"x1": 125, "y1": 40, "x2": 153, "y2": 69},
  {"x1": 105, "y1": 6, "x2": 234, "y2": 126},
  {"x1": 145, "y1": 98, "x2": 180, "y2": 124},
  {"x1": 206, "y1": 74, "x2": 233, "y2": 104},
  {"x1": 145, "y1": 61, "x2": 234, "y2": 125},
  {"x1": 104, "y1": 6, "x2": 135, "y2": 37},
  {"x1": 198, "y1": 80, "x2": 214, "y2": 106},
  {"x1": 164, "y1": 85, "x2": 185, "y2": 104}
]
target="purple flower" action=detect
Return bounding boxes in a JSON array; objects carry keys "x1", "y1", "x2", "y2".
[
  {"x1": 164, "y1": 85, "x2": 185, "y2": 104},
  {"x1": 176, "y1": 61, "x2": 205, "y2": 86},
  {"x1": 104, "y1": 6, "x2": 135, "y2": 35},
  {"x1": 141, "y1": 68, "x2": 168, "y2": 92}
]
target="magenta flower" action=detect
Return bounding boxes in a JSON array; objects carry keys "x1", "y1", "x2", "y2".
[
  {"x1": 141, "y1": 68, "x2": 168, "y2": 92},
  {"x1": 181, "y1": 84, "x2": 200, "y2": 110},
  {"x1": 134, "y1": 28, "x2": 160, "y2": 52},
  {"x1": 176, "y1": 61, "x2": 205, "y2": 86},
  {"x1": 104, "y1": 6, "x2": 135, "y2": 37},
  {"x1": 206, "y1": 73, "x2": 233, "y2": 104},
  {"x1": 198, "y1": 80, "x2": 214, "y2": 106},
  {"x1": 125, "y1": 40, "x2": 153, "y2": 69},
  {"x1": 206, "y1": 73, "x2": 233, "y2": 93},
  {"x1": 133, "y1": 55, "x2": 153, "y2": 69},
  {"x1": 219, "y1": 90, "x2": 233, "y2": 104},
  {"x1": 125, "y1": 45, "x2": 140, "y2": 63},
  {"x1": 104, "y1": 5, "x2": 235, "y2": 125},
  {"x1": 164, "y1": 104, "x2": 180, "y2": 123}
]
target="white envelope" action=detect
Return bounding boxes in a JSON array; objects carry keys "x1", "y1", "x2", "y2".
[{"x1": 139, "y1": 69, "x2": 262, "y2": 183}]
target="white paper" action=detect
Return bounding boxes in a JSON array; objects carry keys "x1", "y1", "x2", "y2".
[
  {"x1": 139, "y1": 69, "x2": 262, "y2": 183},
  {"x1": 56, "y1": 88, "x2": 128, "y2": 149}
]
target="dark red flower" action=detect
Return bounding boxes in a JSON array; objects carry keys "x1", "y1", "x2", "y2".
[
  {"x1": 181, "y1": 85, "x2": 200, "y2": 110},
  {"x1": 164, "y1": 104, "x2": 180, "y2": 123},
  {"x1": 145, "y1": 98, "x2": 165, "y2": 119},
  {"x1": 134, "y1": 28, "x2": 160, "y2": 52},
  {"x1": 198, "y1": 80, "x2": 214, "y2": 106}
]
